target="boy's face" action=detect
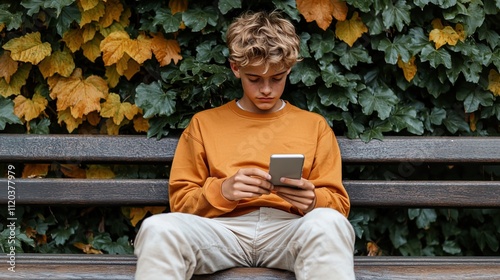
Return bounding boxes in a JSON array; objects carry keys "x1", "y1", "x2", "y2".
[{"x1": 230, "y1": 62, "x2": 291, "y2": 114}]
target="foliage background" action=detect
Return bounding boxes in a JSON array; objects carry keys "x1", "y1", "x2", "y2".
[{"x1": 1, "y1": 0, "x2": 500, "y2": 256}]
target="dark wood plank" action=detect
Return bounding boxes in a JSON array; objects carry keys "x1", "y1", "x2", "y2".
[
  {"x1": 0, "y1": 134, "x2": 177, "y2": 163},
  {"x1": 2, "y1": 254, "x2": 500, "y2": 280},
  {"x1": 2, "y1": 135, "x2": 500, "y2": 163},
  {"x1": 3, "y1": 178, "x2": 500, "y2": 208}
]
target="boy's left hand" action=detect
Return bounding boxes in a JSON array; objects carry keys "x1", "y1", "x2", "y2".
[{"x1": 272, "y1": 178, "x2": 316, "y2": 213}]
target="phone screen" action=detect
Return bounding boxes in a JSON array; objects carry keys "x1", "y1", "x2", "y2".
[{"x1": 268, "y1": 154, "x2": 304, "y2": 187}]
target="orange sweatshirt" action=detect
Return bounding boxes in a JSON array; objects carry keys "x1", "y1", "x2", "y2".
[{"x1": 169, "y1": 100, "x2": 350, "y2": 218}]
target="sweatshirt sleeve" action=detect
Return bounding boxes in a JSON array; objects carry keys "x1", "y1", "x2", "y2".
[
  {"x1": 168, "y1": 120, "x2": 238, "y2": 217},
  {"x1": 307, "y1": 120, "x2": 351, "y2": 217}
]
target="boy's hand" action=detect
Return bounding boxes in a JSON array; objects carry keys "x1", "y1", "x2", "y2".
[
  {"x1": 273, "y1": 178, "x2": 317, "y2": 213},
  {"x1": 222, "y1": 168, "x2": 273, "y2": 201}
]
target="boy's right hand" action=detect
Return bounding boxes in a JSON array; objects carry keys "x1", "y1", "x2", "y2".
[{"x1": 221, "y1": 168, "x2": 273, "y2": 201}]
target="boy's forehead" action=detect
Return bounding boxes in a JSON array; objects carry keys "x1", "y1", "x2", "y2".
[{"x1": 239, "y1": 63, "x2": 290, "y2": 76}]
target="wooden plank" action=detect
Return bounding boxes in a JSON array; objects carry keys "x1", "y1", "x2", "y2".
[
  {"x1": 2, "y1": 254, "x2": 500, "y2": 280},
  {"x1": 2, "y1": 178, "x2": 500, "y2": 207},
  {"x1": 0, "y1": 134, "x2": 177, "y2": 163},
  {"x1": 2, "y1": 135, "x2": 500, "y2": 163}
]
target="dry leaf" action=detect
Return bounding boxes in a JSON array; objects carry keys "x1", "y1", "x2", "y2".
[
  {"x1": 397, "y1": 56, "x2": 417, "y2": 82},
  {"x1": 86, "y1": 165, "x2": 115, "y2": 179},
  {"x1": 38, "y1": 50, "x2": 76, "y2": 78},
  {"x1": 100, "y1": 92, "x2": 139, "y2": 124},
  {"x1": 151, "y1": 33, "x2": 182, "y2": 66},
  {"x1": 14, "y1": 92, "x2": 48, "y2": 122},
  {"x1": 335, "y1": 12, "x2": 368, "y2": 47},
  {"x1": 0, "y1": 64, "x2": 32, "y2": 98},
  {"x1": 2, "y1": 32, "x2": 52, "y2": 65},
  {"x1": 22, "y1": 164, "x2": 50, "y2": 178},
  {"x1": 488, "y1": 69, "x2": 500, "y2": 96},
  {"x1": 297, "y1": 0, "x2": 348, "y2": 30},
  {"x1": 0, "y1": 51, "x2": 19, "y2": 83}
]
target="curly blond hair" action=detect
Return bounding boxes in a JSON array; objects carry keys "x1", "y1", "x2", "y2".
[{"x1": 226, "y1": 11, "x2": 301, "y2": 72}]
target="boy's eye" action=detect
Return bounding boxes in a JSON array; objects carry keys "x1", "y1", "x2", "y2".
[{"x1": 273, "y1": 77, "x2": 284, "y2": 82}]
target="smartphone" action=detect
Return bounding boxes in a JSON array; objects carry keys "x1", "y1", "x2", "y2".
[{"x1": 268, "y1": 154, "x2": 305, "y2": 187}]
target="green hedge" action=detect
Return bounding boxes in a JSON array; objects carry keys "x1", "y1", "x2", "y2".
[{"x1": 1, "y1": 0, "x2": 499, "y2": 256}]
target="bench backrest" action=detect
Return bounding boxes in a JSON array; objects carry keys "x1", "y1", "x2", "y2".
[{"x1": 1, "y1": 134, "x2": 500, "y2": 208}]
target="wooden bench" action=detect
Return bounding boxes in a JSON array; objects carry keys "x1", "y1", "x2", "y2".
[{"x1": 1, "y1": 134, "x2": 500, "y2": 279}]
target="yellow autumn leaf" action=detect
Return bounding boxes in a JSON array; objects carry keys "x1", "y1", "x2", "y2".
[
  {"x1": 297, "y1": 0, "x2": 348, "y2": 30},
  {"x1": 103, "y1": 118, "x2": 129, "y2": 135},
  {"x1": 100, "y1": 31, "x2": 129, "y2": 66},
  {"x1": 0, "y1": 64, "x2": 32, "y2": 98},
  {"x1": 129, "y1": 206, "x2": 167, "y2": 227},
  {"x1": 335, "y1": 12, "x2": 368, "y2": 47},
  {"x1": 151, "y1": 33, "x2": 183, "y2": 66},
  {"x1": 0, "y1": 23, "x2": 4, "y2": 32},
  {"x1": 468, "y1": 112, "x2": 477, "y2": 132},
  {"x1": 86, "y1": 165, "x2": 115, "y2": 179},
  {"x1": 22, "y1": 164, "x2": 49, "y2": 178},
  {"x1": 126, "y1": 33, "x2": 152, "y2": 64},
  {"x1": 63, "y1": 29, "x2": 85, "y2": 53},
  {"x1": 455, "y1": 23, "x2": 466, "y2": 42},
  {"x1": 74, "y1": 242, "x2": 103, "y2": 254},
  {"x1": 169, "y1": 0, "x2": 188, "y2": 14},
  {"x1": 100, "y1": 0, "x2": 124, "y2": 28},
  {"x1": 79, "y1": 0, "x2": 100, "y2": 11},
  {"x1": 133, "y1": 114, "x2": 149, "y2": 133},
  {"x1": 80, "y1": 0, "x2": 106, "y2": 27},
  {"x1": 38, "y1": 50, "x2": 76, "y2": 78},
  {"x1": 429, "y1": 26, "x2": 460, "y2": 49},
  {"x1": 14, "y1": 92, "x2": 48, "y2": 122},
  {"x1": 82, "y1": 24, "x2": 97, "y2": 44},
  {"x1": 431, "y1": 18, "x2": 444, "y2": 30},
  {"x1": 397, "y1": 56, "x2": 417, "y2": 82},
  {"x1": 82, "y1": 35, "x2": 103, "y2": 62},
  {"x1": 58, "y1": 108, "x2": 83, "y2": 133},
  {"x1": 0, "y1": 51, "x2": 19, "y2": 83},
  {"x1": 123, "y1": 59, "x2": 141, "y2": 80},
  {"x1": 488, "y1": 69, "x2": 500, "y2": 96},
  {"x1": 2, "y1": 32, "x2": 52, "y2": 65},
  {"x1": 48, "y1": 68, "x2": 108, "y2": 118},
  {"x1": 100, "y1": 92, "x2": 139, "y2": 124},
  {"x1": 105, "y1": 65, "x2": 121, "y2": 88}
]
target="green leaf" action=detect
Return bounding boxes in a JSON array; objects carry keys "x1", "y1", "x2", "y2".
[
  {"x1": 456, "y1": 84, "x2": 494, "y2": 113},
  {"x1": 0, "y1": 97, "x2": 22, "y2": 130},
  {"x1": 218, "y1": 0, "x2": 241, "y2": 14},
  {"x1": 374, "y1": 36, "x2": 411, "y2": 65},
  {"x1": 135, "y1": 81, "x2": 177, "y2": 118},
  {"x1": 29, "y1": 118, "x2": 50, "y2": 134},
  {"x1": 442, "y1": 239, "x2": 461, "y2": 255},
  {"x1": 342, "y1": 112, "x2": 366, "y2": 139},
  {"x1": 408, "y1": 209, "x2": 437, "y2": 229},
  {"x1": 272, "y1": 0, "x2": 300, "y2": 21},
  {"x1": 429, "y1": 107, "x2": 447, "y2": 125},
  {"x1": 56, "y1": 4, "x2": 81, "y2": 37},
  {"x1": 443, "y1": 110, "x2": 470, "y2": 134},
  {"x1": 51, "y1": 223, "x2": 77, "y2": 246},
  {"x1": 359, "y1": 84, "x2": 398, "y2": 120},
  {"x1": 309, "y1": 31, "x2": 335, "y2": 61},
  {"x1": 420, "y1": 45, "x2": 452, "y2": 69},
  {"x1": 43, "y1": 0, "x2": 75, "y2": 17},
  {"x1": 0, "y1": 5, "x2": 23, "y2": 30},
  {"x1": 318, "y1": 85, "x2": 357, "y2": 111},
  {"x1": 389, "y1": 223, "x2": 408, "y2": 249},
  {"x1": 152, "y1": 8, "x2": 182, "y2": 33},
  {"x1": 335, "y1": 44, "x2": 372, "y2": 70},
  {"x1": 320, "y1": 64, "x2": 357, "y2": 88},
  {"x1": 289, "y1": 59, "x2": 320, "y2": 86},
  {"x1": 21, "y1": 0, "x2": 45, "y2": 16},
  {"x1": 196, "y1": 40, "x2": 226, "y2": 64},
  {"x1": 182, "y1": 6, "x2": 218, "y2": 32},
  {"x1": 389, "y1": 105, "x2": 424, "y2": 135},
  {"x1": 381, "y1": 0, "x2": 411, "y2": 32}
]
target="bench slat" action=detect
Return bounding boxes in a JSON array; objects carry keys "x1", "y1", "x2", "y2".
[
  {"x1": 2, "y1": 178, "x2": 500, "y2": 208},
  {"x1": 2, "y1": 254, "x2": 499, "y2": 280},
  {"x1": 2, "y1": 134, "x2": 500, "y2": 163}
]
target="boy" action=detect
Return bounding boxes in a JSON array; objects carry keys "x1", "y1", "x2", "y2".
[{"x1": 134, "y1": 11, "x2": 355, "y2": 279}]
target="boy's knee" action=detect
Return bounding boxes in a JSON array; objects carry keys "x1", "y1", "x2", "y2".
[{"x1": 302, "y1": 208, "x2": 354, "y2": 238}]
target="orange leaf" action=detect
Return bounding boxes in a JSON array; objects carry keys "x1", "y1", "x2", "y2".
[
  {"x1": 100, "y1": 92, "x2": 139, "y2": 124},
  {"x1": 133, "y1": 114, "x2": 149, "y2": 133},
  {"x1": 38, "y1": 50, "x2": 75, "y2": 78},
  {"x1": 2, "y1": 32, "x2": 52, "y2": 65},
  {"x1": 129, "y1": 206, "x2": 167, "y2": 227},
  {"x1": 429, "y1": 26, "x2": 460, "y2": 49},
  {"x1": 60, "y1": 164, "x2": 87, "y2": 178},
  {"x1": 86, "y1": 165, "x2": 115, "y2": 179},
  {"x1": 85, "y1": 111, "x2": 101, "y2": 126},
  {"x1": 469, "y1": 112, "x2": 477, "y2": 132},
  {"x1": 367, "y1": 241, "x2": 382, "y2": 256},
  {"x1": 151, "y1": 33, "x2": 182, "y2": 66},
  {"x1": 335, "y1": 12, "x2": 368, "y2": 47},
  {"x1": 397, "y1": 56, "x2": 417, "y2": 82},
  {"x1": 74, "y1": 242, "x2": 103, "y2": 254},
  {"x1": 0, "y1": 64, "x2": 32, "y2": 98},
  {"x1": 80, "y1": 1, "x2": 106, "y2": 27},
  {"x1": 57, "y1": 108, "x2": 83, "y2": 133},
  {"x1": 100, "y1": 0, "x2": 124, "y2": 28},
  {"x1": 0, "y1": 51, "x2": 19, "y2": 83},
  {"x1": 488, "y1": 69, "x2": 500, "y2": 96},
  {"x1": 63, "y1": 29, "x2": 85, "y2": 52},
  {"x1": 79, "y1": 0, "x2": 99, "y2": 11},
  {"x1": 14, "y1": 92, "x2": 48, "y2": 122},
  {"x1": 123, "y1": 59, "x2": 141, "y2": 80},
  {"x1": 297, "y1": 0, "x2": 335, "y2": 30},
  {"x1": 169, "y1": 0, "x2": 188, "y2": 14},
  {"x1": 82, "y1": 35, "x2": 103, "y2": 62},
  {"x1": 126, "y1": 33, "x2": 152, "y2": 64},
  {"x1": 100, "y1": 31, "x2": 129, "y2": 66},
  {"x1": 48, "y1": 68, "x2": 108, "y2": 119},
  {"x1": 331, "y1": 0, "x2": 348, "y2": 21},
  {"x1": 22, "y1": 164, "x2": 49, "y2": 178},
  {"x1": 82, "y1": 24, "x2": 97, "y2": 44}
]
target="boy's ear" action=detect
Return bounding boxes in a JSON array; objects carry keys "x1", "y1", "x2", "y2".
[{"x1": 230, "y1": 62, "x2": 241, "y2": 78}]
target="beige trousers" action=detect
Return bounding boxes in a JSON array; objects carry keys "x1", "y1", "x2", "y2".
[{"x1": 134, "y1": 207, "x2": 355, "y2": 280}]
